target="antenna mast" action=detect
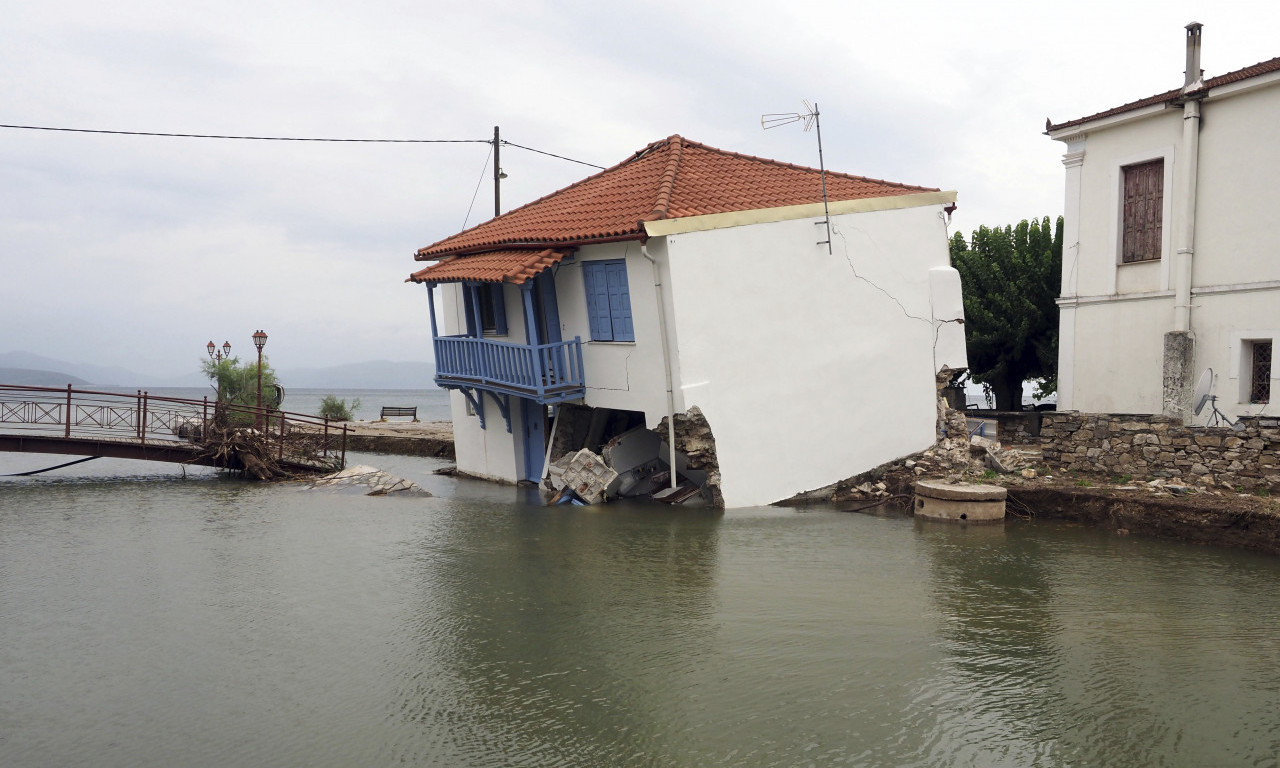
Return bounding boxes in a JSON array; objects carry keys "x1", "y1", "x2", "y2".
[{"x1": 762, "y1": 99, "x2": 832, "y2": 254}]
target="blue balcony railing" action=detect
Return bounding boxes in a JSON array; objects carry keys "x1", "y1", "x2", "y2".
[{"x1": 434, "y1": 335, "x2": 585, "y2": 403}]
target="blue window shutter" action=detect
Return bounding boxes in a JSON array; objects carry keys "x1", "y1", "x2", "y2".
[
  {"x1": 584, "y1": 262, "x2": 612, "y2": 341},
  {"x1": 462, "y1": 285, "x2": 477, "y2": 337},
  {"x1": 489, "y1": 284, "x2": 508, "y2": 335},
  {"x1": 605, "y1": 262, "x2": 634, "y2": 341},
  {"x1": 537, "y1": 271, "x2": 562, "y2": 343}
]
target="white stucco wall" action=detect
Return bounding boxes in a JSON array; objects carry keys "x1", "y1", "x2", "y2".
[
  {"x1": 1055, "y1": 78, "x2": 1280, "y2": 419},
  {"x1": 448, "y1": 390, "x2": 520, "y2": 482},
  {"x1": 662, "y1": 203, "x2": 960, "y2": 508}
]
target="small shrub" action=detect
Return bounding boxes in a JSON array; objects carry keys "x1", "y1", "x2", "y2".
[
  {"x1": 1076, "y1": 478, "x2": 1093, "y2": 488},
  {"x1": 982, "y1": 469, "x2": 997, "y2": 480},
  {"x1": 318, "y1": 395, "x2": 360, "y2": 421}
]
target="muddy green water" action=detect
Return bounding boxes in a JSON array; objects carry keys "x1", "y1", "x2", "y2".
[{"x1": 2, "y1": 453, "x2": 1279, "y2": 767}]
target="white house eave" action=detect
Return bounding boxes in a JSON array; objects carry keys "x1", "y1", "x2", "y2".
[
  {"x1": 1047, "y1": 103, "x2": 1173, "y2": 141},
  {"x1": 1201, "y1": 68, "x2": 1280, "y2": 102},
  {"x1": 1048, "y1": 69, "x2": 1280, "y2": 141},
  {"x1": 640, "y1": 190, "x2": 958, "y2": 238}
]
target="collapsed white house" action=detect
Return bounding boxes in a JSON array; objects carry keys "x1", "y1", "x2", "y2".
[{"x1": 409, "y1": 135, "x2": 966, "y2": 508}]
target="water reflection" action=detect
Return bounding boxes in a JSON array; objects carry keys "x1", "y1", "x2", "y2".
[
  {"x1": 914, "y1": 519, "x2": 1280, "y2": 767},
  {"x1": 5, "y1": 455, "x2": 1280, "y2": 767},
  {"x1": 390, "y1": 501, "x2": 721, "y2": 765}
]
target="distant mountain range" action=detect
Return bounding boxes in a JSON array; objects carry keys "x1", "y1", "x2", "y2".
[
  {"x1": 0, "y1": 351, "x2": 147, "y2": 387},
  {"x1": 0, "y1": 367, "x2": 91, "y2": 386},
  {"x1": 0, "y1": 351, "x2": 435, "y2": 390}
]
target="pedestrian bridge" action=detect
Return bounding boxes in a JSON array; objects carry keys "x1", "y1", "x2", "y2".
[{"x1": 0, "y1": 384, "x2": 349, "y2": 476}]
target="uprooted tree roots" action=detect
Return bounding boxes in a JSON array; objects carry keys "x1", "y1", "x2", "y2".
[{"x1": 188, "y1": 408, "x2": 338, "y2": 481}]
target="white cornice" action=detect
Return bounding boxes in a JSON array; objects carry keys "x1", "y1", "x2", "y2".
[
  {"x1": 1057, "y1": 289, "x2": 1175, "y2": 308},
  {"x1": 641, "y1": 190, "x2": 958, "y2": 238},
  {"x1": 1047, "y1": 103, "x2": 1173, "y2": 141},
  {"x1": 1058, "y1": 280, "x2": 1280, "y2": 308},
  {"x1": 1195, "y1": 280, "x2": 1280, "y2": 296}
]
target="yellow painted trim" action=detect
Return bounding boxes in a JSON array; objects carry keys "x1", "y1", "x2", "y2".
[{"x1": 641, "y1": 190, "x2": 957, "y2": 237}]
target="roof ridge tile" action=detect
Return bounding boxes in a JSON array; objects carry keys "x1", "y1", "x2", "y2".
[{"x1": 645, "y1": 134, "x2": 684, "y2": 222}]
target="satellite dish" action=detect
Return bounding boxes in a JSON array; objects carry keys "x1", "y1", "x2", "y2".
[{"x1": 1192, "y1": 368, "x2": 1213, "y2": 415}]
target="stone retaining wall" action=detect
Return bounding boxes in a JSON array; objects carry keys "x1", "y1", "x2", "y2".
[{"x1": 1040, "y1": 412, "x2": 1280, "y2": 489}]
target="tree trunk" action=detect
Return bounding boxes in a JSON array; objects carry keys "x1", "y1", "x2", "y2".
[{"x1": 990, "y1": 370, "x2": 1025, "y2": 411}]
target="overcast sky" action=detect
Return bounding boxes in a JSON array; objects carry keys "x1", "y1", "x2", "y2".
[{"x1": 3, "y1": 1, "x2": 1277, "y2": 379}]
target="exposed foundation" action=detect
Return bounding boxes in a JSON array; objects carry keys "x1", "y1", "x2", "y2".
[{"x1": 543, "y1": 404, "x2": 723, "y2": 507}]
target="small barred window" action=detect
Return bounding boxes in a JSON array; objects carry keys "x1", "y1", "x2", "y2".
[{"x1": 1251, "y1": 341, "x2": 1272, "y2": 404}]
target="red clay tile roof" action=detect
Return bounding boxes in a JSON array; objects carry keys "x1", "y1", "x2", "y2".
[
  {"x1": 1047, "y1": 55, "x2": 1280, "y2": 132},
  {"x1": 415, "y1": 135, "x2": 937, "y2": 261},
  {"x1": 407, "y1": 248, "x2": 571, "y2": 285}
]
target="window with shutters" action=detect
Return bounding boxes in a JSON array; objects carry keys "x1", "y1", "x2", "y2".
[
  {"x1": 582, "y1": 260, "x2": 634, "y2": 342},
  {"x1": 1121, "y1": 159, "x2": 1163, "y2": 263},
  {"x1": 1251, "y1": 340, "x2": 1272, "y2": 404},
  {"x1": 462, "y1": 283, "x2": 507, "y2": 336}
]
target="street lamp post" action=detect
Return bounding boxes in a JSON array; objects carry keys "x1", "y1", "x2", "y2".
[
  {"x1": 207, "y1": 340, "x2": 232, "y2": 401},
  {"x1": 252, "y1": 330, "x2": 268, "y2": 429},
  {"x1": 207, "y1": 340, "x2": 231, "y2": 362}
]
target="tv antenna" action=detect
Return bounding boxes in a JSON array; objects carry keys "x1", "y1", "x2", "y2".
[
  {"x1": 762, "y1": 99, "x2": 832, "y2": 254},
  {"x1": 1192, "y1": 368, "x2": 1235, "y2": 426}
]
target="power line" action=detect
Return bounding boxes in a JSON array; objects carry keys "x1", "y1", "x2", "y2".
[
  {"x1": 501, "y1": 140, "x2": 605, "y2": 169},
  {"x1": 0, "y1": 123, "x2": 489, "y2": 143},
  {"x1": 0, "y1": 123, "x2": 607, "y2": 168},
  {"x1": 461, "y1": 143, "x2": 494, "y2": 231}
]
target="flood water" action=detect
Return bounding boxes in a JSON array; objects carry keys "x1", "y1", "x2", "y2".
[{"x1": 2, "y1": 452, "x2": 1279, "y2": 767}]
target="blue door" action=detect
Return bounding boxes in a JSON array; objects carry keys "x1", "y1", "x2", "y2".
[{"x1": 520, "y1": 398, "x2": 546, "y2": 482}]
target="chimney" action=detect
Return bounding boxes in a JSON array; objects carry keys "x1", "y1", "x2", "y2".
[{"x1": 1183, "y1": 22, "x2": 1204, "y2": 92}]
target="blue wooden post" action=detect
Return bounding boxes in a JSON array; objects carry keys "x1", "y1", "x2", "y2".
[{"x1": 425, "y1": 282, "x2": 438, "y2": 339}]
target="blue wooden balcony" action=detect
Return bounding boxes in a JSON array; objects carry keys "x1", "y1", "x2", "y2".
[{"x1": 434, "y1": 335, "x2": 585, "y2": 404}]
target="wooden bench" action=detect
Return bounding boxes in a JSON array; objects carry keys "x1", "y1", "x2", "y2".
[{"x1": 379, "y1": 406, "x2": 418, "y2": 421}]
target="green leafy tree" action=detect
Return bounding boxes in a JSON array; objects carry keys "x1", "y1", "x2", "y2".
[
  {"x1": 201, "y1": 356, "x2": 280, "y2": 424},
  {"x1": 949, "y1": 216, "x2": 1063, "y2": 411},
  {"x1": 317, "y1": 395, "x2": 361, "y2": 422}
]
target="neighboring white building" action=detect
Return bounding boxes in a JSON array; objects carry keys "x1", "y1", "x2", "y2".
[
  {"x1": 409, "y1": 136, "x2": 965, "y2": 508},
  {"x1": 1048, "y1": 23, "x2": 1280, "y2": 422}
]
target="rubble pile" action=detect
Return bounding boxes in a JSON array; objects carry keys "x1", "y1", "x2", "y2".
[{"x1": 544, "y1": 417, "x2": 714, "y2": 507}]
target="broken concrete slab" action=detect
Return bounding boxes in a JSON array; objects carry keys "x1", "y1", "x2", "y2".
[
  {"x1": 306, "y1": 464, "x2": 432, "y2": 496},
  {"x1": 554, "y1": 449, "x2": 618, "y2": 505}
]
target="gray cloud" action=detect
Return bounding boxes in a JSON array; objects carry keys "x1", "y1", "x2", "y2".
[{"x1": 4, "y1": 0, "x2": 1276, "y2": 380}]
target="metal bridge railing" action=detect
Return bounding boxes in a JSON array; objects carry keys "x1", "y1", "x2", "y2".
[{"x1": 0, "y1": 384, "x2": 349, "y2": 469}]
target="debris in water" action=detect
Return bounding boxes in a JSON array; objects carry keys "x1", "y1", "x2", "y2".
[{"x1": 307, "y1": 465, "x2": 431, "y2": 496}]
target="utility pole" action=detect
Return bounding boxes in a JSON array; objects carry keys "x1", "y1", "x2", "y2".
[{"x1": 493, "y1": 125, "x2": 501, "y2": 217}]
